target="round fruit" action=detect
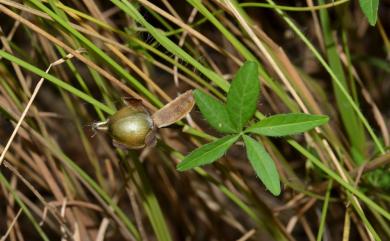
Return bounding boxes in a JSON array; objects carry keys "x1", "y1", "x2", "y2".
[{"x1": 108, "y1": 105, "x2": 154, "y2": 149}]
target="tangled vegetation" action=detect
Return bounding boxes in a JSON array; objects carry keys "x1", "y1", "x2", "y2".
[{"x1": 0, "y1": 1, "x2": 389, "y2": 241}]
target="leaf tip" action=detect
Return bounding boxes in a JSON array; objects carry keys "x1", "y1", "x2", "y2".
[
  {"x1": 321, "y1": 115, "x2": 330, "y2": 123},
  {"x1": 240, "y1": 61, "x2": 259, "y2": 75},
  {"x1": 269, "y1": 185, "x2": 281, "y2": 196},
  {"x1": 176, "y1": 162, "x2": 187, "y2": 172},
  {"x1": 192, "y1": 89, "x2": 201, "y2": 98},
  {"x1": 245, "y1": 60, "x2": 257, "y2": 66}
]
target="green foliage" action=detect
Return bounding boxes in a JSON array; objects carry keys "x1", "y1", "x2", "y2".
[
  {"x1": 193, "y1": 90, "x2": 236, "y2": 133},
  {"x1": 226, "y1": 61, "x2": 259, "y2": 131},
  {"x1": 177, "y1": 135, "x2": 240, "y2": 171},
  {"x1": 247, "y1": 113, "x2": 329, "y2": 137},
  {"x1": 359, "y1": 0, "x2": 379, "y2": 26},
  {"x1": 243, "y1": 135, "x2": 280, "y2": 195},
  {"x1": 318, "y1": 0, "x2": 367, "y2": 163},
  {"x1": 366, "y1": 169, "x2": 390, "y2": 190},
  {"x1": 0, "y1": 50, "x2": 113, "y2": 115},
  {"x1": 178, "y1": 61, "x2": 329, "y2": 196},
  {"x1": 2, "y1": 1, "x2": 388, "y2": 239}
]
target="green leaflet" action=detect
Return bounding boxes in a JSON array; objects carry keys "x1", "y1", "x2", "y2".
[
  {"x1": 243, "y1": 135, "x2": 280, "y2": 195},
  {"x1": 359, "y1": 0, "x2": 379, "y2": 26},
  {"x1": 226, "y1": 61, "x2": 260, "y2": 131},
  {"x1": 177, "y1": 135, "x2": 240, "y2": 171},
  {"x1": 247, "y1": 113, "x2": 329, "y2": 136},
  {"x1": 193, "y1": 90, "x2": 237, "y2": 133}
]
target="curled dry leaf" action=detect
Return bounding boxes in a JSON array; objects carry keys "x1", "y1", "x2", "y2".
[{"x1": 152, "y1": 90, "x2": 195, "y2": 128}]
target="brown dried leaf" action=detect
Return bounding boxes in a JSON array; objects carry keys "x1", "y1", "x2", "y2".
[{"x1": 152, "y1": 90, "x2": 194, "y2": 128}]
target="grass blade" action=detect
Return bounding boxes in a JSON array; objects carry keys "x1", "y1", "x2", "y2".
[
  {"x1": 29, "y1": 0, "x2": 162, "y2": 107},
  {"x1": 0, "y1": 49, "x2": 113, "y2": 114},
  {"x1": 269, "y1": 0, "x2": 384, "y2": 154},
  {"x1": 0, "y1": 172, "x2": 50, "y2": 241},
  {"x1": 129, "y1": 156, "x2": 173, "y2": 241},
  {"x1": 318, "y1": 0, "x2": 367, "y2": 163},
  {"x1": 112, "y1": 0, "x2": 229, "y2": 91},
  {"x1": 289, "y1": 140, "x2": 390, "y2": 220}
]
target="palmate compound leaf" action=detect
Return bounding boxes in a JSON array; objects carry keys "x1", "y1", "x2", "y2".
[
  {"x1": 193, "y1": 89, "x2": 237, "y2": 133},
  {"x1": 243, "y1": 135, "x2": 281, "y2": 196},
  {"x1": 226, "y1": 61, "x2": 260, "y2": 131},
  {"x1": 177, "y1": 134, "x2": 240, "y2": 171},
  {"x1": 247, "y1": 113, "x2": 329, "y2": 137}
]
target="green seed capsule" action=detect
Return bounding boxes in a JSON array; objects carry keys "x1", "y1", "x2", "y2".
[
  {"x1": 108, "y1": 105, "x2": 153, "y2": 149},
  {"x1": 93, "y1": 90, "x2": 194, "y2": 150}
]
